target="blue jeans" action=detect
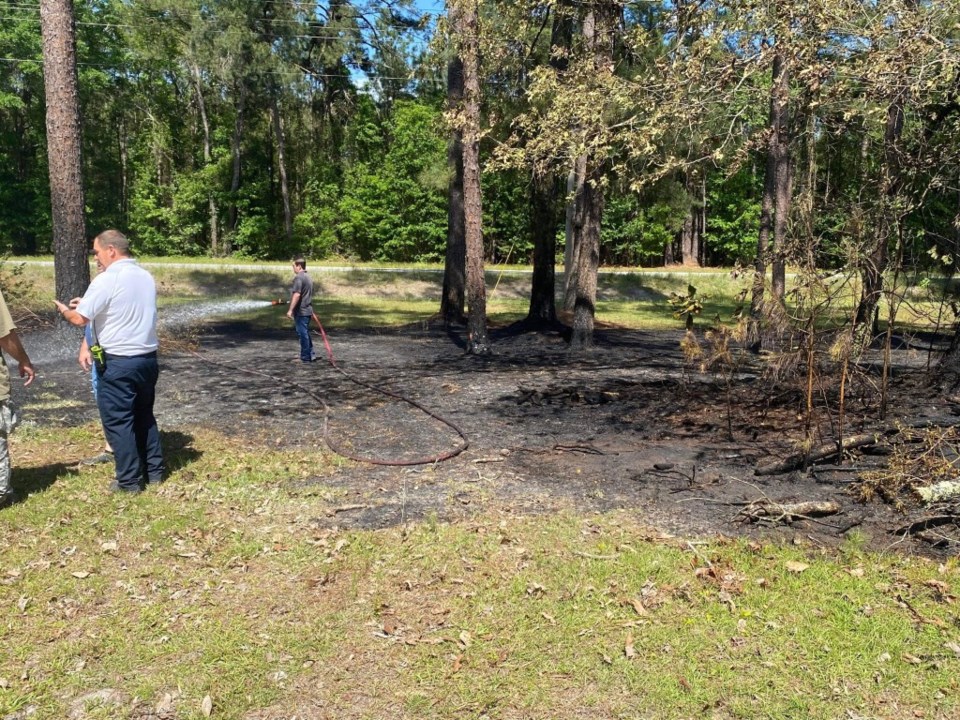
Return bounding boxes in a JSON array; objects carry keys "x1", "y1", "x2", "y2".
[
  {"x1": 97, "y1": 353, "x2": 165, "y2": 490},
  {"x1": 295, "y1": 314, "x2": 314, "y2": 361}
]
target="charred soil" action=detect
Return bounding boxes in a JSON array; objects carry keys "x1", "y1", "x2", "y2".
[{"x1": 26, "y1": 317, "x2": 960, "y2": 557}]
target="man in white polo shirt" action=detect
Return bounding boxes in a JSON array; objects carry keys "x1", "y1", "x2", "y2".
[{"x1": 55, "y1": 229, "x2": 165, "y2": 493}]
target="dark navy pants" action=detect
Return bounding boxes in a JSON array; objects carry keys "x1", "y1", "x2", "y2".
[
  {"x1": 295, "y1": 313, "x2": 314, "y2": 361},
  {"x1": 97, "y1": 352, "x2": 164, "y2": 491}
]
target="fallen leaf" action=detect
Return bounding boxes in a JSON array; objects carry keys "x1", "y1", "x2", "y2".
[
  {"x1": 847, "y1": 567, "x2": 865, "y2": 578},
  {"x1": 785, "y1": 561, "x2": 809, "y2": 574},
  {"x1": 201, "y1": 694, "x2": 213, "y2": 717},
  {"x1": 627, "y1": 598, "x2": 648, "y2": 616},
  {"x1": 71, "y1": 571, "x2": 91, "y2": 579},
  {"x1": 624, "y1": 633, "x2": 636, "y2": 659},
  {"x1": 944, "y1": 642, "x2": 960, "y2": 657},
  {"x1": 458, "y1": 631, "x2": 472, "y2": 649},
  {"x1": 902, "y1": 653, "x2": 922, "y2": 665},
  {"x1": 679, "y1": 676, "x2": 692, "y2": 692}
]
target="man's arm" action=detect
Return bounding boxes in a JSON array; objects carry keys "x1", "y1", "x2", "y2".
[
  {"x1": 54, "y1": 299, "x2": 89, "y2": 327},
  {"x1": 286, "y1": 292, "x2": 301, "y2": 318},
  {"x1": 0, "y1": 330, "x2": 35, "y2": 386}
]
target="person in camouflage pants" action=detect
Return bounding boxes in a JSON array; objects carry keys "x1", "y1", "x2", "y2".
[{"x1": 0, "y1": 288, "x2": 35, "y2": 508}]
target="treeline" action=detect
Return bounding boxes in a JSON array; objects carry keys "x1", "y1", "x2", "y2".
[
  {"x1": 2, "y1": 0, "x2": 762, "y2": 264},
  {"x1": 2, "y1": 0, "x2": 959, "y2": 280}
]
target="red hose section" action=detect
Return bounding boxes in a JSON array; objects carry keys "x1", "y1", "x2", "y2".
[{"x1": 187, "y1": 320, "x2": 469, "y2": 466}]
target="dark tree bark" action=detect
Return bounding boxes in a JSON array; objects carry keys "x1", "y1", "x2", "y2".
[
  {"x1": 679, "y1": 171, "x2": 703, "y2": 267},
  {"x1": 458, "y1": 0, "x2": 490, "y2": 355},
  {"x1": 569, "y1": 3, "x2": 613, "y2": 351},
  {"x1": 525, "y1": 6, "x2": 572, "y2": 327},
  {"x1": 564, "y1": 156, "x2": 586, "y2": 311},
  {"x1": 771, "y1": 50, "x2": 792, "y2": 302},
  {"x1": 40, "y1": 0, "x2": 89, "y2": 303},
  {"x1": 854, "y1": 100, "x2": 904, "y2": 350},
  {"x1": 191, "y1": 63, "x2": 220, "y2": 255},
  {"x1": 748, "y1": 44, "x2": 789, "y2": 350},
  {"x1": 225, "y1": 83, "x2": 247, "y2": 255},
  {"x1": 569, "y1": 174, "x2": 602, "y2": 351},
  {"x1": 527, "y1": 170, "x2": 558, "y2": 324},
  {"x1": 441, "y1": 51, "x2": 466, "y2": 325},
  {"x1": 270, "y1": 93, "x2": 293, "y2": 244}
]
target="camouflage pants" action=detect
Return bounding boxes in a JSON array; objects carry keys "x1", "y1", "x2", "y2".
[{"x1": 0, "y1": 401, "x2": 19, "y2": 499}]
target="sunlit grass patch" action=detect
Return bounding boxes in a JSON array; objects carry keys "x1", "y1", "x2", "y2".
[{"x1": 3, "y1": 423, "x2": 959, "y2": 719}]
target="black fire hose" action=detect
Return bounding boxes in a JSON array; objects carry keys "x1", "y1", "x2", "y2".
[{"x1": 188, "y1": 316, "x2": 469, "y2": 466}]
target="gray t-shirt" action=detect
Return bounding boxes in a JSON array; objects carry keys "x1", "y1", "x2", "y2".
[{"x1": 291, "y1": 272, "x2": 313, "y2": 316}]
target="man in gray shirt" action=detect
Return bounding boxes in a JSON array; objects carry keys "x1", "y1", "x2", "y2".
[{"x1": 286, "y1": 257, "x2": 315, "y2": 362}]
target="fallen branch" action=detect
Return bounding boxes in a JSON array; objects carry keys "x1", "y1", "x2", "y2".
[
  {"x1": 756, "y1": 419, "x2": 960, "y2": 477},
  {"x1": 755, "y1": 431, "x2": 893, "y2": 476},
  {"x1": 735, "y1": 499, "x2": 841, "y2": 525}
]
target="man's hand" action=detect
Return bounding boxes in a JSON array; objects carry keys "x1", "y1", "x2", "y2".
[
  {"x1": 19, "y1": 361, "x2": 35, "y2": 386},
  {"x1": 79, "y1": 342, "x2": 92, "y2": 372},
  {"x1": 68, "y1": 296, "x2": 83, "y2": 309}
]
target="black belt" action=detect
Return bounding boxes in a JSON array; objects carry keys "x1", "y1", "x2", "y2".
[{"x1": 103, "y1": 351, "x2": 158, "y2": 360}]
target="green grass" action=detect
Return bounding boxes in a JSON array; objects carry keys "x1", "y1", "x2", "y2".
[{"x1": 2, "y1": 425, "x2": 958, "y2": 718}]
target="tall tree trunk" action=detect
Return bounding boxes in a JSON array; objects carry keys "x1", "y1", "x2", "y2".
[
  {"x1": 748, "y1": 44, "x2": 788, "y2": 351},
  {"x1": 569, "y1": 4, "x2": 612, "y2": 351},
  {"x1": 270, "y1": 93, "x2": 293, "y2": 245},
  {"x1": 441, "y1": 51, "x2": 466, "y2": 325},
  {"x1": 457, "y1": 0, "x2": 490, "y2": 355},
  {"x1": 527, "y1": 170, "x2": 558, "y2": 325},
  {"x1": 564, "y1": 157, "x2": 586, "y2": 311},
  {"x1": 771, "y1": 49, "x2": 792, "y2": 302},
  {"x1": 526, "y1": 5, "x2": 571, "y2": 327},
  {"x1": 679, "y1": 171, "x2": 702, "y2": 267},
  {"x1": 225, "y1": 84, "x2": 247, "y2": 255},
  {"x1": 570, "y1": 175, "x2": 602, "y2": 351},
  {"x1": 854, "y1": 99, "x2": 904, "y2": 350},
  {"x1": 191, "y1": 63, "x2": 219, "y2": 256},
  {"x1": 40, "y1": 0, "x2": 89, "y2": 303}
]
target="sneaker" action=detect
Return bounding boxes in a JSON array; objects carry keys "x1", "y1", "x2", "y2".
[
  {"x1": 110, "y1": 481, "x2": 144, "y2": 494},
  {"x1": 81, "y1": 451, "x2": 114, "y2": 466}
]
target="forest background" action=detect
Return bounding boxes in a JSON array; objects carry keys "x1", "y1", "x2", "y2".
[
  {"x1": 1, "y1": 0, "x2": 955, "y2": 267},
  {"x1": 3, "y1": 0, "x2": 960, "y2": 358}
]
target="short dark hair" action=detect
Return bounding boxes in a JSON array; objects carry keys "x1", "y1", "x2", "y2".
[
  {"x1": 95, "y1": 229, "x2": 131, "y2": 256},
  {"x1": 293, "y1": 257, "x2": 306, "y2": 270}
]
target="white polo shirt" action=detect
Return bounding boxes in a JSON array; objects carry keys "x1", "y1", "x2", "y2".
[{"x1": 76, "y1": 258, "x2": 159, "y2": 356}]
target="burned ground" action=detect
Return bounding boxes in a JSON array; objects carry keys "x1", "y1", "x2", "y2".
[{"x1": 20, "y1": 317, "x2": 960, "y2": 557}]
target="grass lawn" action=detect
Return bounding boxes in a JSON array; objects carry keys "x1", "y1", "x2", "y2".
[
  {"x1": 2, "y1": 261, "x2": 959, "y2": 718},
  {"x1": 2, "y1": 425, "x2": 959, "y2": 719}
]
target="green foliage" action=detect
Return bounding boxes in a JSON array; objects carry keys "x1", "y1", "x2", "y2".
[
  {"x1": 703, "y1": 166, "x2": 762, "y2": 264},
  {"x1": 336, "y1": 101, "x2": 447, "y2": 262}
]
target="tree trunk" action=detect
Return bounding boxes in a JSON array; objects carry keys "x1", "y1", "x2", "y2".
[
  {"x1": 441, "y1": 51, "x2": 466, "y2": 325},
  {"x1": 225, "y1": 83, "x2": 247, "y2": 255},
  {"x1": 526, "y1": 6, "x2": 570, "y2": 327},
  {"x1": 771, "y1": 48, "x2": 792, "y2": 302},
  {"x1": 854, "y1": 100, "x2": 904, "y2": 350},
  {"x1": 569, "y1": 175, "x2": 602, "y2": 351},
  {"x1": 40, "y1": 0, "x2": 89, "y2": 303},
  {"x1": 270, "y1": 93, "x2": 293, "y2": 244},
  {"x1": 569, "y1": 5, "x2": 611, "y2": 351},
  {"x1": 458, "y1": 0, "x2": 490, "y2": 355},
  {"x1": 564, "y1": 156, "x2": 586, "y2": 311},
  {"x1": 191, "y1": 63, "x2": 219, "y2": 256},
  {"x1": 527, "y1": 170, "x2": 558, "y2": 325},
  {"x1": 748, "y1": 44, "x2": 788, "y2": 351}
]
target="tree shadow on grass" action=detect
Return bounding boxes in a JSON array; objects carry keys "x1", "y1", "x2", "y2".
[{"x1": 10, "y1": 463, "x2": 80, "y2": 505}]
